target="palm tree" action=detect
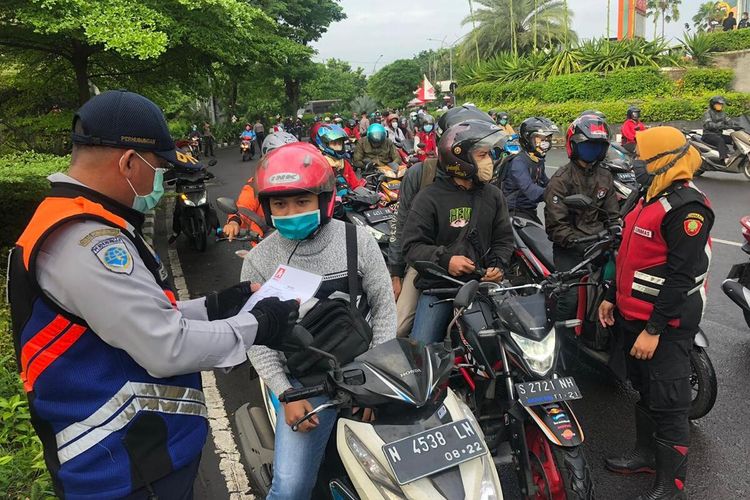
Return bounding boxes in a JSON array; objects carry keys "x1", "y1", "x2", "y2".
[
  {"x1": 459, "y1": 0, "x2": 577, "y2": 62},
  {"x1": 659, "y1": 0, "x2": 681, "y2": 38},
  {"x1": 692, "y1": 1, "x2": 724, "y2": 32},
  {"x1": 647, "y1": 0, "x2": 661, "y2": 39}
]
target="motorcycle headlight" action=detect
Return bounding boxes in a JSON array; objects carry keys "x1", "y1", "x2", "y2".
[
  {"x1": 365, "y1": 225, "x2": 387, "y2": 243},
  {"x1": 344, "y1": 426, "x2": 401, "y2": 496},
  {"x1": 198, "y1": 194, "x2": 207, "y2": 205},
  {"x1": 510, "y1": 329, "x2": 556, "y2": 376}
]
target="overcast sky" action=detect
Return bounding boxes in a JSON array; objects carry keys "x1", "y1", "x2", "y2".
[{"x1": 312, "y1": 0, "x2": 702, "y2": 75}]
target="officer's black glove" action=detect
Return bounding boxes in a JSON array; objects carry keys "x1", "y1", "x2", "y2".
[
  {"x1": 250, "y1": 297, "x2": 300, "y2": 350},
  {"x1": 205, "y1": 281, "x2": 254, "y2": 321}
]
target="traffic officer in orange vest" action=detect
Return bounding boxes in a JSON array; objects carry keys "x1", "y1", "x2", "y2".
[
  {"x1": 7, "y1": 90, "x2": 300, "y2": 499},
  {"x1": 598, "y1": 126, "x2": 713, "y2": 500}
]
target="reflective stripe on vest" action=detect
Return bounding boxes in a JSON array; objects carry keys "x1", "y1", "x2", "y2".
[{"x1": 56, "y1": 382, "x2": 207, "y2": 465}]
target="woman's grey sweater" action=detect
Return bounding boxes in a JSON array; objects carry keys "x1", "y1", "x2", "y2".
[{"x1": 240, "y1": 219, "x2": 397, "y2": 395}]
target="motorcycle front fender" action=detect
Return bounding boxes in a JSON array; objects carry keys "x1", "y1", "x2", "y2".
[
  {"x1": 523, "y1": 400, "x2": 585, "y2": 448},
  {"x1": 721, "y1": 278, "x2": 750, "y2": 316},
  {"x1": 694, "y1": 328, "x2": 710, "y2": 348}
]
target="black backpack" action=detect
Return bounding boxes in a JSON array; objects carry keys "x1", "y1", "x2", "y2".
[{"x1": 285, "y1": 223, "x2": 373, "y2": 386}]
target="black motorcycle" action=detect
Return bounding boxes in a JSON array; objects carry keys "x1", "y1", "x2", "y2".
[
  {"x1": 414, "y1": 262, "x2": 595, "y2": 499},
  {"x1": 170, "y1": 159, "x2": 219, "y2": 252},
  {"x1": 334, "y1": 185, "x2": 393, "y2": 262},
  {"x1": 722, "y1": 215, "x2": 750, "y2": 329}
]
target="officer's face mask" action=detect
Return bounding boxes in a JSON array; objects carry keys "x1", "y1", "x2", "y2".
[
  {"x1": 632, "y1": 159, "x2": 654, "y2": 188},
  {"x1": 576, "y1": 141, "x2": 609, "y2": 164},
  {"x1": 271, "y1": 209, "x2": 321, "y2": 240},
  {"x1": 126, "y1": 153, "x2": 165, "y2": 213}
]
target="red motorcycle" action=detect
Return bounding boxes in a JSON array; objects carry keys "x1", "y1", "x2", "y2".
[{"x1": 722, "y1": 215, "x2": 750, "y2": 328}]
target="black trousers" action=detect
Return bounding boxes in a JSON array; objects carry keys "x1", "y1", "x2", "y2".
[
  {"x1": 553, "y1": 244, "x2": 583, "y2": 322},
  {"x1": 702, "y1": 132, "x2": 732, "y2": 159},
  {"x1": 256, "y1": 131, "x2": 265, "y2": 150},
  {"x1": 203, "y1": 136, "x2": 215, "y2": 157},
  {"x1": 617, "y1": 313, "x2": 692, "y2": 444}
]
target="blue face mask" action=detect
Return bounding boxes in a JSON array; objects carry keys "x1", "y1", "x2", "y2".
[
  {"x1": 127, "y1": 153, "x2": 165, "y2": 213},
  {"x1": 576, "y1": 142, "x2": 609, "y2": 163},
  {"x1": 271, "y1": 209, "x2": 321, "y2": 240},
  {"x1": 423, "y1": 124, "x2": 434, "y2": 133}
]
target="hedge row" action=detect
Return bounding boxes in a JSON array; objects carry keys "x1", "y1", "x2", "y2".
[
  {"x1": 704, "y1": 28, "x2": 750, "y2": 53},
  {"x1": 457, "y1": 67, "x2": 734, "y2": 105},
  {"x1": 478, "y1": 92, "x2": 750, "y2": 129},
  {"x1": 0, "y1": 152, "x2": 69, "y2": 250}
]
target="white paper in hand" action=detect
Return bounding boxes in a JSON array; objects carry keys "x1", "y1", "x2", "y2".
[{"x1": 241, "y1": 265, "x2": 323, "y2": 314}]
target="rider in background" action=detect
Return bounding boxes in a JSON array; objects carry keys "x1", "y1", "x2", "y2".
[
  {"x1": 315, "y1": 125, "x2": 365, "y2": 190},
  {"x1": 497, "y1": 111, "x2": 514, "y2": 135},
  {"x1": 386, "y1": 113, "x2": 407, "y2": 147},
  {"x1": 221, "y1": 132, "x2": 299, "y2": 242},
  {"x1": 344, "y1": 118, "x2": 361, "y2": 140},
  {"x1": 621, "y1": 106, "x2": 647, "y2": 155},
  {"x1": 701, "y1": 95, "x2": 737, "y2": 163},
  {"x1": 352, "y1": 123, "x2": 401, "y2": 170},
  {"x1": 415, "y1": 114, "x2": 437, "y2": 162},
  {"x1": 240, "y1": 123, "x2": 257, "y2": 160},
  {"x1": 499, "y1": 117, "x2": 559, "y2": 224}
]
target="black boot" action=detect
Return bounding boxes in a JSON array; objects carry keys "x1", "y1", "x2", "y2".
[
  {"x1": 633, "y1": 438, "x2": 688, "y2": 500},
  {"x1": 605, "y1": 404, "x2": 656, "y2": 474}
]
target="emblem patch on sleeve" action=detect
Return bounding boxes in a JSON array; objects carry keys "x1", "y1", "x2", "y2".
[
  {"x1": 683, "y1": 218, "x2": 703, "y2": 237},
  {"x1": 91, "y1": 237, "x2": 134, "y2": 274}
]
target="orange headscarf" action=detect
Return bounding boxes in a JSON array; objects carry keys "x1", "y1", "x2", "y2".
[{"x1": 635, "y1": 126, "x2": 702, "y2": 201}]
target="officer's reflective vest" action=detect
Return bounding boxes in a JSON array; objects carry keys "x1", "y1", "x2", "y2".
[
  {"x1": 616, "y1": 181, "x2": 712, "y2": 331},
  {"x1": 7, "y1": 185, "x2": 207, "y2": 499}
]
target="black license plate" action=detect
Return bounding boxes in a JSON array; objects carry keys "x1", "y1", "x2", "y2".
[
  {"x1": 515, "y1": 377, "x2": 583, "y2": 407},
  {"x1": 364, "y1": 208, "x2": 394, "y2": 224},
  {"x1": 382, "y1": 418, "x2": 486, "y2": 485}
]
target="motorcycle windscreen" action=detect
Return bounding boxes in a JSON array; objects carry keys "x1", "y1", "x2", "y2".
[
  {"x1": 341, "y1": 338, "x2": 453, "y2": 408},
  {"x1": 492, "y1": 292, "x2": 551, "y2": 341}
]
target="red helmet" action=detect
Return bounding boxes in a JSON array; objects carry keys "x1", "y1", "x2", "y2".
[
  {"x1": 565, "y1": 114, "x2": 611, "y2": 162},
  {"x1": 255, "y1": 142, "x2": 336, "y2": 226}
]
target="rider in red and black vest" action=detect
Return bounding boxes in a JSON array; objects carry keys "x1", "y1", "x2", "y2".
[
  {"x1": 599, "y1": 127, "x2": 713, "y2": 500},
  {"x1": 7, "y1": 90, "x2": 299, "y2": 499}
]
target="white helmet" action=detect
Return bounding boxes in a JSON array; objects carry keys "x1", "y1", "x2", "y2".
[{"x1": 261, "y1": 131, "x2": 298, "y2": 156}]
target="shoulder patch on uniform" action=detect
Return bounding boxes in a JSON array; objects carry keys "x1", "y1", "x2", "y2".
[
  {"x1": 683, "y1": 218, "x2": 703, "y2": 237},
  {"x1": 596, "y1": 187, "x2": 608, "y2": 199},
  {"x1": 91, "y1": 237, "x2": 133, "y2": 274},
  {"x1": 685, "y1": 212, "x2": 704, "y2": 222},
  {"x1": 79, "y1": 228, "x2": 121, "y2": 246}
]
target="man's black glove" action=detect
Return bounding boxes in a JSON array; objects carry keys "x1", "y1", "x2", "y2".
[
  {"x1": 206, "y1": 281, "x2": 254, "y2": 321},
  {"x1": 251, "y1": 297, "x2": 300, "y2": 350}
]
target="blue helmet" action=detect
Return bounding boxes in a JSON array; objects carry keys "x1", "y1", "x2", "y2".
[
  {"x1": 316, "y1": 124, "x2": 349, "y2": 159},
  {"x1": 367, "y1": 123, "x2": 387, "y2": 146}
]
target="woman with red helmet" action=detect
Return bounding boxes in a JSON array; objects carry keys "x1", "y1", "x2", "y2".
[
  {"x1": 240, "y1": 142, "x2": 396, "y2": 500},
  {"x1": 544, "y1": 114, "x2": 622, "y2": 328}
]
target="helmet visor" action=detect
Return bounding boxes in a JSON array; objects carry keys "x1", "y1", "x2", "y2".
[{"x1": 470, "y1": 129, "x2": 507, "y2": 154}]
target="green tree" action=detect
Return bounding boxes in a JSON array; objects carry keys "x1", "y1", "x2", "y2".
[
  {"x1": 257, "y1": 0, "x2": 346, "y2": 112},
  {"x1": 301, "y1": 59, "x2": 367, "y2": 106},
  {"x1": 647, "y1": 0, "x2": 681, "y2": 39},
  {"x1": 0, "y1": 0, "x2": 299, "y2": 106},
  {"x1": 368, "y1": 59, "x2": 422, "y2": 110},
  {"x1": 692, "y1": 2, "x2": 724, "y2": 31},
  {"x1": 459, "y1": 0, "x2": 577, "y2": 62}
]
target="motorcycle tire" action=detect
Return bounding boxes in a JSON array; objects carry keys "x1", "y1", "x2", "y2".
[
  {"x1": 743, "y1": 161, "x2": 750, "y2": 180},
  {"x1": 188, "y1": 211, "x2": 208, "y2": 252},
  {"x1": 745, "y1": 310, "x2": 750, "y2": 330},
  {"x1": 688, "y1": 346, "x2": 717, "y2": 420},
  {"x1": 693, "y1": 168, "x2": 705, "y2": 177},
  {"x1": 527, "y1": 426, "x2": 594, "y2": 500}
]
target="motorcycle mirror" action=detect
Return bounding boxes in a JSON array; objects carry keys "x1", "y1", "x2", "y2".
[
  {"x1": 208, "y1": 159, "x2": 218, "y2": 167},
  {"x1": 412, "y1": 260, "x2": 450, "y2": 279},
  {"x1": 563, "y1": 194, "x2": 594, "y2": 210},
  {"x1": 454, "y1": 280, "x2": 479, "y2": 309},
  {"x1": 216, "y1": 197, "x2": 239, "y2": 215}
]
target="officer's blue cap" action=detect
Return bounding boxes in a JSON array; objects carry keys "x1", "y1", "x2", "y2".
[{"x1": 71, "y1": 90, "x2": 195, "y2": 168}]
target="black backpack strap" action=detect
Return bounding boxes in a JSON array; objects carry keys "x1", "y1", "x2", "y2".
[{"x1": 345, "y1": 223, "x2": 359, "y2": 313}]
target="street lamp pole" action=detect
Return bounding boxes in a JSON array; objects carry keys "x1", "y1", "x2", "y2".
[{"x1": 372, "y1": 54, "x2": 383, "y2": 74}]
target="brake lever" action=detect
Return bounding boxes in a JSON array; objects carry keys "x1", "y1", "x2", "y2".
[{"x1": 291, "y1": 400, "x2": 341, "y2": 432}]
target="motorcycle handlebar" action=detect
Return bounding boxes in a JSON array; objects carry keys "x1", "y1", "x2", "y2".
[
  {"x1": 571, "y1": 234, "x2": 602, "y2": 244},
  {"x1": 278, "y1": 384, "x2": 328, "y2": 404},
  {"x1": 423, "y1": 287, "x2": 461, "y2": 296}
]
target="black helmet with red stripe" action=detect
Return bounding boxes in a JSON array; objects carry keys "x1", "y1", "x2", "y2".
[{"x1": 565, "y1": 114, "x2": 611, "y2": 163}]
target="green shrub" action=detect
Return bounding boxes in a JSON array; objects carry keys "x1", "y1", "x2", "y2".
[
  {"x1": 682, "y1": 68, "x2": 734, "y2": 93},
  {"x1": 0, "y1": 112, "x2": 73, "y2": 156},
  {"x1": 0, "y1": 152, "x2": 69, "y2": 250},
  {"x1": 603, "y1": 67, "x2": 673, "y2": 99},
  {"x1": 538, "y1": 73, "x2": 607, "y2": 103},
  {"x1": 703, "y1": 28, "x2": 750, "y2": 53},
  {"x1": 0, "y1": 304, "x2": 54, "y2": 499}
]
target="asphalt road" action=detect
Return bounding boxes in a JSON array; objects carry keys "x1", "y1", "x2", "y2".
[{"x1": 172, "y1": 146, "x2": 750, "y2": 499}]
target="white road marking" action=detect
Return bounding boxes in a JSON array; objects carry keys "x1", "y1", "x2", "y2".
[
  {"x1": 713, "y1": 238, "x2": 744, "y2": 248},
  {"x1": 165, "y1": 202, "x2": 253, "y2": 499}
]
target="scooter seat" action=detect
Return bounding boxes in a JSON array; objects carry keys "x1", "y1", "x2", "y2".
[{"x1": 515, "y1": 218, "x2": 555, "y2": 272}]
